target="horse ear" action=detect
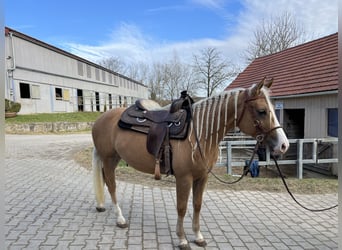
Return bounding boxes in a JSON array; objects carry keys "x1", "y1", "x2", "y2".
[
  {"x1": 264, "y1": 78, "x2": 274, "y2": 89},
  {"x1": 251, "y1": 77, "x2": 266, "y2": 96}
]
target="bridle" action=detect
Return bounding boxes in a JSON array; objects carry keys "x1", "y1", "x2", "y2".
[
  {"x1": 209, "y1": 89, "x2": 283, "y2": 184},
  {"x1": 235, "y1": 90, "x2": 283, "y2": 142}
]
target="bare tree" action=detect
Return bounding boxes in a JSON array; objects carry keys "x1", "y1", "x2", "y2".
[
  {"x1": 245, "y1": 11, "x2": 305, "y2": 63},
  {"x1": 148, "y1": 62, "x2": 165, "y2": 101},
  {"x1": 163, "y1": 53, "x2": 184, "y2": 101},
  {"x1": 126, "y1": 61, "x2": 150, "y2": 84},
  {"x1": 97, "y1": 56, "x2": 127, "y2": 74},
  {"x1": 178, "y1": 65, "x2": 197, "y2": 97},
  {"x1": 193, "y1": 47, "x2": 238, "y2": 97}
]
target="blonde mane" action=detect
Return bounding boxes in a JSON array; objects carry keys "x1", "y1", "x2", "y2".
[
  {"x1": 188, "y1": 89, "x2": 243, "y2": 159},
  {"x1": 188, "y1": 86, "x2": 272, "y2": 160}
]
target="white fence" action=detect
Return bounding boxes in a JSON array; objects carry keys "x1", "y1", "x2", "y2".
[{"x1": 217, "y1": 138, "x2": 338, "y2": 179}]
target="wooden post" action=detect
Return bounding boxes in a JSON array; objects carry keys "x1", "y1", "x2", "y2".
[{"x1": 297, "y1": 139, "x2": 303, "y2": 179}]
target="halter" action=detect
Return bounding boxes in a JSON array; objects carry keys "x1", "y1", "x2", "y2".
[{"x1": 235, "y1": 90, "x2": 282, "y2": 142}]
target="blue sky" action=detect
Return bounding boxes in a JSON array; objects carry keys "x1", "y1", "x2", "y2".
[{"x1": 5, "y1": 0, "x2": 338, "y2": 67}]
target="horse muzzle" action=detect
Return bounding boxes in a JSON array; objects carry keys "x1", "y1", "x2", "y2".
[{"x1": 259, "y1": 127, "x2": 289, "y2": 156}]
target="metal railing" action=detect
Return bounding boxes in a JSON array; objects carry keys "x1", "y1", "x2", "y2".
[{"x1": 217, "y1": 138, "x2": 338, "y2": 179}]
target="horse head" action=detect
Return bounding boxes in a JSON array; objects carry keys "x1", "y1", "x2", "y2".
[{"x1": 237, "y1": 77, "x2": 289, "y2": 155}]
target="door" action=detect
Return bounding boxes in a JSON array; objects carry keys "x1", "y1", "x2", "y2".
[
  {"x1": 95, "y1": 92, "x2": 100, "y2": 112},
  {"x1": 284, "y1": 109, "x2": 305, "y2": 139},
  {"x1": 77, "y1": 89, "x2": 83, "y2": 111}
]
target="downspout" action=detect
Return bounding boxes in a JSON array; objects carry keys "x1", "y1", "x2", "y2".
[{"x1": 7, "y1": 32, "x2": 16, "y2": 101}]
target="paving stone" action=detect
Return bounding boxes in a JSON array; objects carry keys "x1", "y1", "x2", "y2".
[{"x1": 5, "y1": 134, "x2": 338, "y2": 249}]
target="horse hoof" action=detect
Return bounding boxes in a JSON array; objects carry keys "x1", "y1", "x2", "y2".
[
  {"x1": 116, "y1": 222, "x2": 128, "y2": 228},
  {"x1": 96, "y1": 207, "x2": 106, "y2": 212},
  {"x1": 179, "y1": 243, "x2": 191, "y2": 250},
  {"x1": 194, "y1": 239, "x2": 207, "y2": 247}
]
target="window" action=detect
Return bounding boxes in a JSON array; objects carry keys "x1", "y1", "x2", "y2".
[
  {"x1": 77, "y1": 61, "x2": 84, "y2": 76},
  {"x1": 20, "y1": 83, "x2": 31, "y2": 98},
  {"x1": 109, "y1": 94, "x2": 112, "y2": 109},
  {"x1": 55, "y1": 88, "x2": 70, "y2": 101},
  {"x1": 95, "y1": 68, "x2": 100, "y2": 81},
  {"x1": 31, "y1": 85, "x2": 41, "y2": 99},
  {"x1": 86, "y1": 64, "x2": 91, "y2": 78},
  {"x1": 55, "y1": 88, "x2": 63, "y2": 100},
  {"x1": 20, "y1": 83, "x2": 41, "y2": 99},
  {"x1": 108, "y1": 74, "x2": 113, "y2": 84},
  {"x1": 328, "y1": 108, "x2": 338, "y2": 137},
  {"x1": 63, "y1": 89, "x2": 70, "y2": 101},
  {"x1": 102, "y1": 71, "x2": 106, "y2": 82}
]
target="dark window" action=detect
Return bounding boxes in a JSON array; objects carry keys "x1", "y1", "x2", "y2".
[
  {"x1": 95, "y1": 92, "x2": 100, "y2": 111},
  {"x1": 55, "y1": 88, "x2": 63, "y2": 100},
  {"x1": 328, "y1": 108, "x2": 338, "y2": 137},
  {"x1": 109, "y1": 94, "x2": 112, "y2": 109},
  {"x1": 20, "y1": 83, "x2": 30, "y2": 98}
]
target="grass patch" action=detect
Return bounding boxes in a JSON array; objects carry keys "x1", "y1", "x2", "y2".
[{"x1": 5, "y1": 112, "x2": 102, "y2": 123}]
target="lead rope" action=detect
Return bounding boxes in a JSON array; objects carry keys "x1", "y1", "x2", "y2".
[
  {"x1": 272, "y1": 157, "x2": 338, "y2": 212},
  {"x1": 209, "y1": 140, "x2": 261, "y2": 184}
]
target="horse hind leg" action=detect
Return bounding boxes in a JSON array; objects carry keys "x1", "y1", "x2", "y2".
[
  {"x1": 92, "y1": 147, "x2": 106, "y2": 212},
  {"x1": 92, "y1": 147, "x2": 127, "y2": 228},
  {"x1": 102, "y1": 155, "x2": 128, "y2": 228}
]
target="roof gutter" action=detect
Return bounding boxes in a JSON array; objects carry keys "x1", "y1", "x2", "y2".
[{"x1": 271, "y1": 90, "x2": 338, "y2": 99}]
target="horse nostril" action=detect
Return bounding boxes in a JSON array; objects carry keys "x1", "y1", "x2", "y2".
[{"x1": 281, "y1": 143, "x2": 287, "y2": 152}]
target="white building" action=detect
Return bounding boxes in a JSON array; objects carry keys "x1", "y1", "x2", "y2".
[{"x1": 5, "y1": 27, "x2": 149, "y2": 114}]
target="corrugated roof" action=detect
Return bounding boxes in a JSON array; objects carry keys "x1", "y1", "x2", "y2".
[{"x1": 226, "y1": 33, "x2": 338, "y2": 97}]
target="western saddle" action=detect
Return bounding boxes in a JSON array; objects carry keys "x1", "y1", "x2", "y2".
[{"x1": 118, "y1": 91, "x2": 194, "y2": 179}]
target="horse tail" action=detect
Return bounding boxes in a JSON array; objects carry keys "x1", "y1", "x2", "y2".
[{"x1": 92, "y1": 147, "x2": 106, "y2": 212}]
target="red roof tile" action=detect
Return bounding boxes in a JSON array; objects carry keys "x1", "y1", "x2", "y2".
[{"x1": 226, "y1": 33, "x2": 338, "y2": 97}]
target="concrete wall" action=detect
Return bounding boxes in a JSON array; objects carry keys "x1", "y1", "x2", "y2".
[{"x1": 5, "y1": 122, "x2": 94, "y2": 134}]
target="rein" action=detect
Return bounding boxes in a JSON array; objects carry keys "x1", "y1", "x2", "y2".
[
  {"x1": 272, "y1": 157, "x2": 338, "y2": 212},
  {"x1": 209, "y1": 128, "x2": 338, "y2": 212}
]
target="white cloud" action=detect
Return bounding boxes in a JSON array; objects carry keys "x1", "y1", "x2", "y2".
[{"x1": 64, "y1": 0, "x2": 337, "y2": 69}]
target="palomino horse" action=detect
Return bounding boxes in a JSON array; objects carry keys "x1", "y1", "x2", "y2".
[{"x1": 91, "y1": 78, "x2": 289, "y2": 249}]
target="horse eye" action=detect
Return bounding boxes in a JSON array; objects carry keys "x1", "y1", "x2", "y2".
[{"x1": 257, "y1": 109, "x2": 267, "y2": 116}]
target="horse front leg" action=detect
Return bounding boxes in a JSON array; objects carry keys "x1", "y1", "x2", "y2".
[
  {"x1": 192, "y1": 176, "x2": 208, "y2": 247},
  {"x1": 176, "y1": 176, "x2": 192, "y2": 249}
]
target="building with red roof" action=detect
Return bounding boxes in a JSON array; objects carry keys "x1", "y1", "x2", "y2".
[
  {"x1": 227, "y1": 33, "x2": 338, "y2": 139},
  {"x1": 226, "y1": 33, "x2": 338, "y2": 176}
]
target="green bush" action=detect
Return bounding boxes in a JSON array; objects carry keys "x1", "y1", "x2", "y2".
[{"x1": 5, "y1": 99, "x2": 21, "y2": 113}]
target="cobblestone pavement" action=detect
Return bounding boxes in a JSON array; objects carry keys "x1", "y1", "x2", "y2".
[{"x1": 5, "y1": 134, "x2": 338, "y2": 249}]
